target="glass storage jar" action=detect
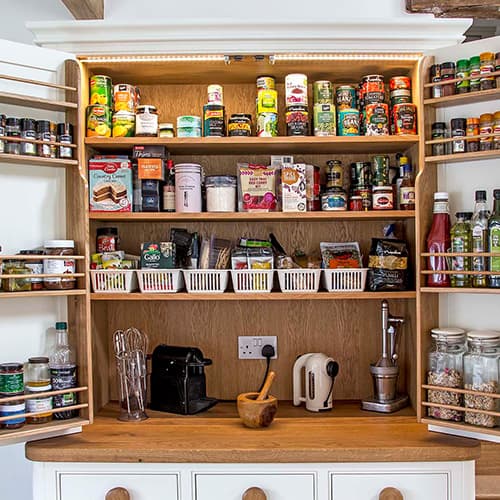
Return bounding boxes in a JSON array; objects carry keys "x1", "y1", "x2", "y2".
[
  {"x1": 1, "y1": 259, "x2": 31, "y2": 292},
  {"x1": 25, "y1": 357, "x2": 52, "y2": 424},
  {"x1": 463, "y1": 330, "x2": 500, "y2": 428},
  {"x1": 205, "y1": 175, "x2": 237, "y2": 212},
  {"x1": 427, "y1": 327, "x2": 466, "y2": 421},
  {"x1": 43, "y1": 240, "x2": 76, "y2": 290}
]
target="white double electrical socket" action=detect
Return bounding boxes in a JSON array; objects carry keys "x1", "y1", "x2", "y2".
[{"x1": 238, "y1": 336, "x2": 278, "y2": 359}]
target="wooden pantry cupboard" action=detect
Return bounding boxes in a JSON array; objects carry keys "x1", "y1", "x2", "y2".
[{"x1": 0, "y1": 37, "x2": 498, "y2": 499}]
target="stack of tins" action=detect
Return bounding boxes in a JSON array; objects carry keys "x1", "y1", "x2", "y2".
[
  {"x1": 203, "y1": 85, "x2": 226, "y2": 137},
  {"x1": 256, "y1": 76, "x2": 278, "y2": 137},
  {"x1": 336, "y1": 85, "x2": 359, "y2": 136},
  {"x1": 358, "y1": 75, "x2": 388, "y2": 136},
  {"x1": 389, "y1": 76, "x2": 417, "y2": 135},
  {"x1": 313, "y1": 81, "x2": 336, "y2": 137}
]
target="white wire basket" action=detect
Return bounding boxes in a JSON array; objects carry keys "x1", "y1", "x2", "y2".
[
  {"x1": 90, "y1": 269, "x2": 138, "y2": 293},
  {"x1": 136, "y1": 269, "x2": 184, "y2": 293},
  {"x1": 276, "y1": 269, "x2": 322, "y2": 293},
  {"x1": 182, "y1": 269, "x2": 230, "y2": 293},
  {"x1": 230, "y1": 269, "x2": 274, "y2": 293},
  {"x1": 322, "y1": 268, "x2": 368, "y2": 292}
]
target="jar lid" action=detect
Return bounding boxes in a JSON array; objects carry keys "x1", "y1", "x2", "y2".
[
  {"x1": 96, "y1": 227, "x2": 118, "y2": 237},
  {"x1": 480, "y1": 52, "x2": 495, "y2": 60},
  {"x1": 434, "y1": 192, "x2": 449, "y2": 200},
  {"x1": 174, "y1": 163, "x2": 201, "y2": 171},
  {"x1": 450, "y1": 118, "x2": 466, "y2": 128},
  {"x1": 350, "y1": 196, "x2": 362, "y2": 200},
  {"x1": 440, "y1": 61, "x2": 456, "y2": 69},
  {"x1": 373, "y1": 186, "x2": 392, "y2": 191},
  {"x1": 0, "y1": 362, "x2": 23, "y2": 371},
  {"x1": 467, "y1": 330, "x2": 500, "y2": 342},
  {"x1": 57, "y1": 123, "x2": 73, "y2": 135},
  {"x1": 494, "y1": 189, "x2": 500, "y2": 200},
  {"x1": 159, "y1": 123, "x2": 174, "y2": 129},
  {"x1": 475, "y1": 190, "x2": 487, "y2": 201},
  {"x1": 456, "y1": 59, "x2": 469, "y2": 68},
  {"x1": 466, "y1": 117, "x2": 479, "y2": 125},
  {"x1": 26, "y1": 384, "x2": 51, "y2": 392},
  {"x1": 432, "y1": 122, "x2": 447, "y2": 129},
  {"x1": 44, "y1": 240, "x2": 75, "y2": 248},
  {"x1": 19, "y1": 250, "x2": 44, "y2": 255},
  {"x1": 137, "y1": 105, "x2": 157, "y2": 112},
  {"x1": 205, "y1": 175, "x2": 237, "y2": 186},
  {"x1": 470, "y1": 55, "x2": 480, "y2": 64},
  {"x1": 495, "y1": 111, "x2": 500, "y2": 120},
  {"x1": 20, "y1": 118, "x2": 37, "y2": 129},
  {"x1": 480, "y1": 113, "x2": 493, "y2": 121},
  {"x1": 28, "y1": 356, "x2": 49, "y2": 364},
  {"x1": 6, "y1": 117, "x2": 20, "y2": 125},
  {"x1": 431, "y1": 327, "x2": 466, "y2": 340},
  {"x1": 455, "y1": 212, "x2": 473, "y2": 220}
]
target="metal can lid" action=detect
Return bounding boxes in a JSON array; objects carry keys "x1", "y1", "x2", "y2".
[
  {"x1": 44, "y1": 240, "x2": 75, "y2": 248},
  {"x1": 205, "y1": 175, "x2": 237, "y2": 187},
  {"x1": 0, "y1": 363, "x2": 24, "y2": 371}
]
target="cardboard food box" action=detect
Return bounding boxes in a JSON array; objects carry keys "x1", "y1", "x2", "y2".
[
  {"x1": 281, "y1": 163, "x2": 306, "y2": 212},
  {"x1": 140, "y1": 242, "x2": 176, "y2": 269},
  {"x1": 89, "y1": 157, "x2": 133, "y2": 212}
]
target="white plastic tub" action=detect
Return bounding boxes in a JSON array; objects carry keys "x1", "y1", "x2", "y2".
[
  {"x1": 182, "y1": 269, "x2": 230, "y2": 293},
  {"x1": 136, "y1": 269, "x2": 184, "y2": 293},
  {"x1": 231, "y1": 269, "x2": 274, "y2": 293},
  {"x1": 90, "y1": 269, "x2": 137, "y2": 293},
  {"x1": 276, "y1": 269, "x2": 322, "y2": 293},
  {"x1": 322, "y1": 268, "x2": 368, "y2": 292}
]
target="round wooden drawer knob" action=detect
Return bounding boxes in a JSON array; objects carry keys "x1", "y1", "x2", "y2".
[
  {"x1": 105, "y1": 487, "x2": 130, "y2": 500},
  {"x1": 242, "y1": 486, "x2": 267, "y2": 500},
  {"x1": 379, "y1": 486, "x2": 403, "y2": 500}
]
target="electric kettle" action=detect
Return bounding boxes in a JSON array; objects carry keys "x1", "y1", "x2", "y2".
[{"x1": 293, "y1": 353, "x2": 339, "y2": 412}]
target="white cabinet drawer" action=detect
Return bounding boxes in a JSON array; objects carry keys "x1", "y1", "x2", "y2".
[
  {"x1": 331, "y1": 472, "x2": 449, "y2": 500},
  {"x1": 59, "y1": 472, "x2": 179, "y2": 500},
  {"x1": 195, "y1": 473, "x2": 315, "y2": 500}
]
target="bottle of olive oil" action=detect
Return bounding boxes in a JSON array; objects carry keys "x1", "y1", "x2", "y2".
[
  {"x1": 471, "y1": 190, "x2": 490, "y2": 288},
  {"x1": 450, "y1": 212, "x2": 472, "y2": 287},
  {"x1": 489, "y1": 189, "x2": 500, "y2": 288}
]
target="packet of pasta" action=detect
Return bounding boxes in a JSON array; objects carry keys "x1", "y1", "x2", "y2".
[{"x1": 367, "y1": 238, "x2": 409, "y2": 291}]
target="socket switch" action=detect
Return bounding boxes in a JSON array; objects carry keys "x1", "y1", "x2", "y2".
[{"x1": 238, "y1": 336, "x2": 278, "y2": 360}]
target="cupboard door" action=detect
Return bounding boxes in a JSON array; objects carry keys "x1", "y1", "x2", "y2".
[{"x1": 194, "y1": 473, "x2": 315, "y2": 500}]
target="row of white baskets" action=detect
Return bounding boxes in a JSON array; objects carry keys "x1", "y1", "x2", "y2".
[{"x1": 90, "y1": 268, "x2": 368, "y2": 294}]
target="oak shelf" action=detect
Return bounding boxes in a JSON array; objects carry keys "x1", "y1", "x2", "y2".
[
  {"x1": 423, "y1": 88, "x2": 500, "y2": 108},
  {"x1": 0, "y1": 153, "x2": 79, "y2": 168},
  {"x1": 0, "y1": 91, "x2": 77, "y2": 111},
  {"x1": 0, "y1": 289, "x2": 87, "y2": 298},
  {"x1": 425, "y1": 149, "x2": 500, "y2": 164},
  {"x1": 420, "y1": 287, "x2": 500, "y2": 295}
]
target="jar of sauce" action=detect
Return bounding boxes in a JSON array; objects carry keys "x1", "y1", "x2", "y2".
[
  {"x1": 136, "y1": 105, "x2": 158, "y2": 137},
  {"x1": 43, "y1": 240, "x2": 76, "y2": 290},
  {"x1": 0, "y1": 400, "x2": 26, "y2": 429},
  {"x1": 20, "y1": 118, "x2": 37, "y2": 156},
  {"x1": 466, "y1": 118, "x2": 479, "y2": 153},
  {"x1": 25, "y1": 357, "x2": 52, "y2": 424},
  {"x1": 19, "y1": 250, "x2": 44, "y2": 290},
  {"x1": 5, "y1": 117, "x2": 20, "y2": 155},
  {"x1": 0, "y1": 363, "x2": 24, "y2": 396},
  {"x1": 372, "y1": 186, "x2": 394, "y2": 210},
  {"x1": 349, "y1": 196, "x2": 363, "y2": 211},
  {"x1": 479, "y1": 113, "x2": 494, "y2": 151},
  {"x1": 96, "y1": 228, "x2": 119, "y2": 253},
  {"x1": 440, "y1": 62, "x2": 456, "y2": 97},
  {"x1": 228, "y1": 114, "x2": 252, "y2": 137}
]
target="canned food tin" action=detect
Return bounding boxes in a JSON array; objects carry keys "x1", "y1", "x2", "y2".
[
  {"x1": 389, "y1": 76, "x2": 411, "y2": 91},
  {"x1": 86, "y1": 105, "x2": 111, "y2": 137},
  {"x1": 362, "y1": 74, "x2": 385, "y2": 93},
  {"x1": 390, "y1": 89, "x2": 412, "y2": 106},
  {"x1": 286, "y1": 105, "x2": 309, "y2": 136},
  {"x1": 89, "y1": 75, "x2": 112, "y2": 107},
  {"x1": 228, "y1": 114, "x2": 252, "y2": 137},
  {"x1": 372, "y1": 186, "x2": 394, "y2": 210},
  {"x1": 336, "y1": 86, "x2": 357, "y2": 110},
  {"x1": 350, "y1": 162, "x2": 372, "y2": 188},
  {"x1": 313, "y1": 81, "x2": 333, "y2": 104},
  {"x1": 177, "y1": 127, "x2": 202, "y2": 137},
  {"x1": 207, "y1": 84, "x2": 223, "y2": 105},
  {"x1": 203, "y1": 104, "x2": 226, "y2": 137},
  {"x1": 349, "y1": 196, "x2": 363, "y2": 211},
  {"x1": 257, "y1": 89, "x2": 278, "y2": 115},
  {"x1": 326, "y1": 160, "x2": 343, "y2": 188},
  {"x1": 256, "y1": 76, "x2": 275, "y2": 90},
  {"x1": 113, "y1": 84, "x2": 137, "y2": 113},
  {"x1": 257, "y1": 113, "x2": 278, "y2": 137},
  {"x1": 286, "y1": 73, "x2": 308, "y2": 106},
  {"x1": 391, "y1": 103, "x2": 417, "y2": 135},
  {"x1": 364, "y1": 103, "x2": 389, "y2": 136},
  {"x1": 338, "y1": 109, "x2": 360, "y2": 136},
  {"x1": 313, "y1": 103, "x2": 336, "y2": 136},
  {"x1": 357, "y1": 186, "x2": 372, "y2": 210},
  {"x1": 321, "y1": 189, "x2": 347, "y2": 211},
  {"x1": 372, "y1": 155, "x2": 390, "y2": 186},
  {"x1": 112, "y1": 111, "x2": 135, "y2": 137}
]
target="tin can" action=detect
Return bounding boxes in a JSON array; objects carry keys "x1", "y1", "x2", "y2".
[
  {"x1": 313, "y1": 103, "x2": 336, "y2": 136},
  {"x1": 113, "y1": 84, "x2": 137, "y2": 113},
  {"x1": 364, "y1": 103, "x2": 389, "y2": 136},
  {"x1": 313, "y1": 81, "x2": 333, "y2": 104},
  {"x1": 391, "y1": 103, "x2": 417, "y2": 135},
  {"x1": 228, "y1": 114, "x2": 252, "y2": 137},
  {"x1": 86, "y1": 105, "x2": 111, "y2": 137},
  {"x1": 390, "y1": 89, "x2": 412, "y2": 106},
  {"x1": 256, "y1": 76, "x2": 275, "y2": 90},
  {"x1": 321, "y1": 189, "x2": 347, "y2": 211},
  {"x1": 286, "y1": 105, "x2": 309, "y2": 136},
  {"x1": 306, "y1": 164, "x2": 321, "y2": 211},
  {"x1": 372, "y1": 156, "x2": 390, "y2": 186},
  {"x1": 389, "y1": 76, "x2": 411, "y2": 91},
  {"x1": 357, "y1": 186, "x2": 372, "y2": 210},
  {"x1": 349, "y1": 196, "x2": 363, "y2": 211},
  {"x1": 286, "y1": 73, "x2": 308, "y2": 106},
  {"x1": 257, "y1": 113, "x2": 278, "y2": 137},
  {"x1": 361, "y1": 75, "x2": 385, "y2": 105},
  {"x1": 112, "y1": 111, "x2": 135, "y2": 137},
  {"x1": 89, "y1": 75, "x2": 112, "y2": 107},
  {"x1": 372, "y1": 186, "x2": 394, "y2": 210},
  {"x1": 257, "y1": 89, "x2": 278, "y2": 114},
  {"x1": 203, "y1": 104, "x2": 226, "y2": 137},
  {"x1": 207, "y1": 84, "x2": 223, "y2": 105},
  {"x1": 350, "y1": 162, "x2": 372, "y2": 188},
  {"x1": 326, "y1": 160, "x2": 343, "y2": 188},
  {"x1": 336, "y1": 85, "x2": 357, "y2": 110},
  {"x1": 338, "y1": 109, "x2": 360, "y2": 136}
]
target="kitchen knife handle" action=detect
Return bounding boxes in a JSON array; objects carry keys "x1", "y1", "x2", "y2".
[
  {"x1": 379, "y1": 486, "x2": 403, "y2": 500},
  {"x1": 242, "y1": 486, "x2": 267, "y2": 500},
  {"x1": 105, "y1": 486, "x2": 130, "y2": 500}
]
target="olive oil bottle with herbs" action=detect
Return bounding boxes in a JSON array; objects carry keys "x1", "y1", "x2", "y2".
[
  {"x1": 489, "y1": 189, "x2": 500, "y2": 288},
  {"x1": 450, "y1": 212, "x2": 472, "y2": 288}
]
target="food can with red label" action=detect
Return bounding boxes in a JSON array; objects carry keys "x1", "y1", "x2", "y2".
[
  {"x1": 349, "y1": 196, "x2": 363, "y2": 211},
  {"x1": 285, "y1": 73, "x2": 308, "y2": 106},
  {"x1": 286, "y1": 105, "x2": 309, "y2": 136},
  {"x1": 389, "y1": 76, "x2": 411, "y2": 91},
  {"x1": 364, "y1": 103, "x2": 389, "y2": 136},
  {"x1": 361, "y1": 75, "x2": 385, "y2": 105},
  {"x1": 391, "y1": 103, "x2": 417, "y2": 135}
]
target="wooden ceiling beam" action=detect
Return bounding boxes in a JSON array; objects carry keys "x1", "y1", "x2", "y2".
[
  {"x1": 406, "y1": 0, "x2": 500, "y2": 18},
  {"x1": 61, "y1": 0, "x2": 104, "y2": 20}
]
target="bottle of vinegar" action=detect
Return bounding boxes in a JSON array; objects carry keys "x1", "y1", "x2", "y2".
[{"x1": 488, "y1": 189, "x2": 500, "y2": 288}]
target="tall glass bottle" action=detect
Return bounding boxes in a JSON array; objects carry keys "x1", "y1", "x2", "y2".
[
  {"x1": 471, "y1": 190, "x2": 490, "y2": 288},
  {"x1": 49, "y1": 322, "x2": 77, "y2": 419},
  {"x1": 426, "y1": 192, "x2": 451, "y2": 287},
  {"x1": 162, "y1": 159, "x2": 175, "y2": 213},
  {"x1": 399, "y1": 157, "x2": 415, "y2": 211},
  {"x1": 489, "y1": 189, "x2": 500, "y2": 288},
  {"x1": 450, "y1": 212, "x2": 472, "y2": 287}
]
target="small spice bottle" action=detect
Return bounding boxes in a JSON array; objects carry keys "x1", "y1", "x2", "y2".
[
  {"x1": 37, "y1": 120, "x2": 52, "y2": 158},
  {"x1": 429, "y1": 64, "x2": 442, "y2": 99},
  {"x1": 440, "y1": 62, "x2": 456, "y2": 97},
  {"x1": 479, "y1": 113, "x2": 494, "y2": 151},
  {"x1": 494, "y1": 111, "x2": 500, "y2": 151},
  {"x1": 469, "y1": 56, "x2": 481, "y2": 92},
  {"x1": 496, "y1": 52, "x2": 500, "y2": 89},
  {"x1": 466, "y1": 117, "x2": 480, "y2": 153},
  {"x1": 480, "y1": 52, "x2": 496, "y2": 91},
  {"x1": 0, "y1": 114, "x2": 5, "y2": 154},
  {"x1": 20, "y1": 118, "x2": 37, "y2": 156},
  {"x1": 451, "y1": 118, "x2": 467, "y2": 154},
  {"x1": 57, "y1": 123, "x2": 73, "y2": 159},
  {"x1": 431, "y1": 122, "x2": 447, "y2": 156},
  {"x1": 19, "y1": 250, "x2": 44, "y2": 291},
  {"x1": 25, "y1": 357, "x2": 52, "y2": 424},
  {"x1": 5, "y1": 117, "x2": 21, "y2": 155},
  {"x1": 456, "y1": 59, "x2": 470, "y2": 94}
]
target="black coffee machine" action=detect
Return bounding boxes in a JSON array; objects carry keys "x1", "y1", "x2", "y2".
[{"x1": 150, "y1": 345, "x2": 217, "y2": 415}]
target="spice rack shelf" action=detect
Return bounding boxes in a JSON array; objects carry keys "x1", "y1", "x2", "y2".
[
  {"x1": 423, "y1": 87, "x2": 500, "y2": 108},
  {"x1": 0, "y1": 91, "x2": 77, "y2": 112},
  {"x1": 0, "y1": 153, "x2": 79, "y2": 168},
  {"x1": 85, "y1": 136, "x2": 420, "y2": 155},
  {"x1": 421, "y1": 418, "x2": 500, "y2": 439},
  {"x1": 424, "y1": 149, "x2": 500, "y2": 164},
  {"x1": 90, "y1": 291, "x2": 417, "y2": 301},
  {"x1": 0, "y1": 289, "x2": 87, "y2": 298},
  {"x1": 420, "y1": 287, "x2": 500, "y2": 295},
  {"x1": 89, "y1": 210, "x2": 416, "y2": 222}
]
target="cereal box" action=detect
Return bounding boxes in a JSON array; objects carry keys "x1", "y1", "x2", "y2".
[{"x1": 281, "y1": 163, "x2": 306, "y2": 212}]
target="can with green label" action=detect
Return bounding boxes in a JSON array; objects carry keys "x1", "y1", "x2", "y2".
[
  {"x1": 314, "y1": 103, "x2": 336, "y2": 136},
  {"x1": 313, "y1": 81, "x2": 333, "y2": 104}
]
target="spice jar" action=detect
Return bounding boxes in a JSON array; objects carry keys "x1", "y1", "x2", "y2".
[
  {"x1": 20, "y1": 118, "x2": 37, "y2": 156},
  {"x1": 158, "y1": 123, "x2": 175, "y2": 138},
  {"x1": 431, "y1": 122, "x2": 447, "y2": 156},
  {"x1": 0, "y1": 400, "x2": 26, "y2": 429},
  {"x1": 205, "y1": 175, "x2": 237, "y2": 212},
  {"x1": 440, "y1": 62, "x2": 456, "y2": 97},
  {"x1": 57, "y1": 123, "x2": 73, "y2": 159},
  {"x1": 469, "y1": 56, "x2": 481, "y2": 92},
  {"x1": 451, "y1": 118, "x2": 467, "y2": 154},
  {"x1": 43, "y1": 240, "x2": 76, "y2": 290},
  {"x1": 0, "y1": 114, "x2": 5, "y2": 154},
  {"x1": 463, "y1": 330, "x2": 500, "y2": 428},
  {"x1": 5, "y1": 117, "x2": 20, "y2": 155},
  {"x1": 25, "y1": 357, "x2": 52, "y2": 424},
  {"x1": 494, "y1": 111, "x2": 500, "y2": 151},
  {"x1": 466, "y1": 117, "x2": 480, "y2": 153},
  {"x1": 37, "y1": 120, "x2": 52, "y2": 158},
  {"x1": 19, "y1": 250, "x2": 44, "y2": 291},
  {"x1": 480, "y1": 52, "x2": 496, "y2": 91},
  {"x1": 427, "y1": 327, "x2": 466, "y2": 422},
  {"x1": 0, "y1": 363, "x2": 24, "y2": 396},
  {"x1": 429, "y1": 64, "x2": 442, "y2": 99},
  {"x1": 479, "y1": 113, "x2": 494, "y2": 151},
  {"x1": 136, "y1": 105, "x2": 158, "y2": 137},
  {"x1": 96, "y1": 227, "x2": 119, "y2": 253},
  {"x1": 456, "y1": 59, "x2": 470, "y2": 94},
  {"x1": 1, "y1": 259, "x2": 31, "y2": 292}
]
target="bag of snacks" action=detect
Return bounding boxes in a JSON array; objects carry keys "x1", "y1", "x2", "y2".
[
  {"x1": 367, "y1": 238, "x2": 409, "y2": 291},
  {"x1": 320, "y1": 242, "x2": 362, "y2": 269},
  {"x1": 237, "y1": 163, "x2": 278, "y2": 212}
]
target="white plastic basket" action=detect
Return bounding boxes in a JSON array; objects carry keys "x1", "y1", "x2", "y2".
[
  {"x1": 136, "y1": 269, "x2": 184, "y2": 293},
  {"x1": 322, "y1": 268, "x2": 368, "y2": 292},
  {"x1": 182, "y1": 269, "x2": 230, "y2": 293},
  {"x1": 231, "y1": 269, "x2": 274, "y2": 293},
  {"x1": 90, "y1": 269, "x2": 137, "y2": 293},
  {"x1": 276, "y1": 269, "x2": 322, "y2": 293}
]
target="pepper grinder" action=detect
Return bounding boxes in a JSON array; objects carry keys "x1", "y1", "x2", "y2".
[{"x1": 361, "y1": 300, "x2": 409, "y2": 413}]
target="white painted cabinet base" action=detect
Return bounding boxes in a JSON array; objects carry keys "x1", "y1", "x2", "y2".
[{"x1": 33, "y1": 461, "x2": 475, "y2": 500}]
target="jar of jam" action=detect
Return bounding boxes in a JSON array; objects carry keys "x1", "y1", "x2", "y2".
[
  {"x1": 349, "y1": 196, "x2": 363, "y2": 211},
  {"x1": 494, "y1": 111, "x2": 500, "y2": 151},
  {"x1": 5, "y1": 117, "x2": 20, "y2": 155},
  {"x1": 20, "y1": 118, "x2": 37, "y2": 156},
  {"x1": 372, "y1": 186, "x2": 394, "y2": 210},
  {"x1": 0, "y1": 400, "x2": 26, "y2": 429},
  {"x1": 466, "y1": 117, "x2": 480, "y2": 153},
  {"x1": 2, "y1": 259, "x2": 31, "y2": 292},
  {"x1": 136, "y1": 105, "x2": 158, "y2": 137},
  {"x1": 469, "y1": 56, "x2": 481, "y2": 92},
  {"x1": 25, "y1": 357, "x2": 52, "y2": 424},
  {"x1": 43, "y1": 240, "x2": 76, "y2": 290},
  {"x1": 480, "y1": 52, "x2": 496, "y2": 91},
  {"x1": 431, "y1": 122, "x2": 447, "y2": 156},
  {"x1": 96, "y1": 227, "x2": 119, "y2": 253},
  {"x1": 479, "y1": 113, "x2": 494, "y2": 151},
  {"x1": 440, "y1": 62, "x2": 456, "y2": 97},
  {"x1": 451, "y1": 118, "x2": 466, "y2": 154},
  {"x1": 19, "y1": 250, "x2": 44, "y2": 290},
  {"x1": 456, "y1": 59, "x2": 470, "y2": 94},
  {"x1": 228, "y1": 114, "x2": 252, "y2": 137},
  {"x1": 430, "y1": 64, "x2": 442, "y2": 98},
  {"x1": 0, "y1": 363, "x2": 24, "y2": 396}
]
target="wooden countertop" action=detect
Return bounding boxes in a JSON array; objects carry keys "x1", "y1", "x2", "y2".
[{"x1": 26, "y1": 402, "x2": 480, "y2": 464}]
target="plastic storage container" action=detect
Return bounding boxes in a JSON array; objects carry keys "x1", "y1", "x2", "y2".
[
  {"x1": 182, "y1": 269, "x2": 230, "y2": 293},
  {"x1": 136, "y1": 269, "x2": 184, "y2": 293},
  {"x1": 322, "y1": 268, "x2": 368, "y2": 292},
  {"x1": 277, "y1": 269, "x2": 322, "y2": 293},
  {"x1": 90, "y1": 269, "x2": 138, "y2": 293},
  {"x1": 231, "y1": 269, "x2": 274, "y2": 293}
]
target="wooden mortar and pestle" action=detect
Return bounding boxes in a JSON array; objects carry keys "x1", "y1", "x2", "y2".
[{"x1": 237, "y1": 371, "x2": 277, "y2": 428}]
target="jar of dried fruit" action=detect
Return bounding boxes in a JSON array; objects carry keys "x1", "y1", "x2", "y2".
[
  {"x1": 427, "y1": 327, "x2": 466, "y2": 422},
  {"x1": 463, "y1": 330, "x2": 500, "y2": 428}
]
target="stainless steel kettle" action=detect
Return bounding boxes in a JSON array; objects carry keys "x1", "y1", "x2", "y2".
[{"x1": 293, "y1": 353, "x2": 339, "y2": 412}]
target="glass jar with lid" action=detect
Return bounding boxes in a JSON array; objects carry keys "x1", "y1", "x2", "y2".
[
  {"x1": 463, "y1": 330, "x2": 500, "y2": 428},
  {"x1": 427, "y1": 327, "x2": 466, "y2": 421},
  {"x1": 25, "y1": 357, "x2": 52, "y2": 424},
  {"x1": 205, "y1": 175, "x2": 237, "y2": 212}
]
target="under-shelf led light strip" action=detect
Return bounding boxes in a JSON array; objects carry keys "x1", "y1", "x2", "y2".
[
  {"x1": 270, "y1": 53, "x2": 422, "y2": 62},
  {"x1": 81, "y1": 54, "x2": 229, "y2": 63}
]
